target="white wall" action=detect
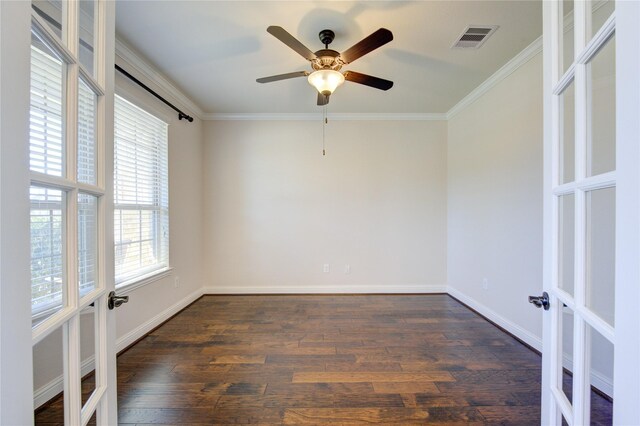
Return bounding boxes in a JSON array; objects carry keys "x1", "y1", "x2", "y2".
[
  {"x1": 202, "y1": 119, "x2": 447, "y2": 293},
  {"x1": 113, "y1": 66, "x2": 204, "y2": 345},
  {"x1": 32, "y1": 53, "x2": 205, "y2": 404},
  {"x1": 447, "y1": 53, "x2": 544, "y2": 344},
  {"x1": 448, "y1": 38, "x2": 615, "y2": 395}
]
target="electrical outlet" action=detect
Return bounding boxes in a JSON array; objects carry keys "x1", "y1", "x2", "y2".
[
  {"x1": 344, "y1": 264, "x2": 351, "y2": 274},
  {"x1": 174, "y1": 276, "x2": 180, "y2": 288},
  {"x1": 323, "y1": 264, "x2": 330, "y2": 273},
  {"x1": 482, "y1": 278, "x2": 489, "y2": 290}
]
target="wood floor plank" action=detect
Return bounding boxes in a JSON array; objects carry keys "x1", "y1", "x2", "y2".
[
  {"x1": 372, "y1": 381, "x2": 440, "y2": 393},
  {"x1": 282, "y1": 408, "x2": 431, "y2": 424},
  {"x1": 118, "y1": 407, "x2": 215, "y2": 424},
  {"x1": 292, "y1": 371, "x2": 455, "y2": 383},
  {"x1": 477, "y1": 405, "x2": 541, "y2": 425},
  {"x1": 264, "y1": 382, "x2": 374, "y2": 395},
  {"x1": 265, "y1": 354, "x2": 355, "y2": 364},
  {"x1": 34, "y1": 294, "x2": 612, "y2": 425},
  {"x1": 209, "y1": 354, "x2": 266, "y2": 364},
  {"x1": 216, "y1": 393, "x2": 405, "y2": 409},
  {"x1": 325, "y1": 361, "x2": 402, "y2": 372}
]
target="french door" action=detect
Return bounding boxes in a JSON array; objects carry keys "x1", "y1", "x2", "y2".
[
  {"x1": 542, "y1": 0, "x2": 640, "y2": 424},
  {"x1": 30, "y1": 1, "x2": 117, "y2": 424},
  {"x1": 1, "y1": 1, "x2": 116, "y2": 424}
]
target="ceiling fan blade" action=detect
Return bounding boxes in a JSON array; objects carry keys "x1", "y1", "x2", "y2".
[
  {"x1": 256, "y1": 71, "x2": 309, "y2": 83},
  {"x1": 340, "y1": 28, "x2": 393, "y2": 64},
  {"x1": 267, "y1": 26, "x2": 317, "y2": 61},
  {"x1": 344, "y1": 71, "x2": 393, "y2": 91},
  {"x1": 317, "y1": 92, "x2": 330, "y2": 106}
]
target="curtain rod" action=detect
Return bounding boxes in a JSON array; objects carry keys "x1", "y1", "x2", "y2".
[
  {"x1": 31, "y1": 5, "x2": 194, "y2": 122},
  {"x1": 115, "y1": 64, "x2": 194, "y2": 122}
]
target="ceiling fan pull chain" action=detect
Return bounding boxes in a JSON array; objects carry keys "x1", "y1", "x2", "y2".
[{"x1": 322, "y1": 105, "x2": 327, "y2": 156}]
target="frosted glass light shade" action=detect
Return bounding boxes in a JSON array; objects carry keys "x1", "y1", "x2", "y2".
[{"x1": 307, "y1": 70, "x2": 345, "y2": 96}]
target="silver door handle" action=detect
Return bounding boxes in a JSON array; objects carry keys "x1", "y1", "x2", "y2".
[
  {"x1": 108, "y1": 291, "x2": 129, "y2": 310},
  {"x1": 528, "y1": 292, "x2": 550, "y2": 310}
]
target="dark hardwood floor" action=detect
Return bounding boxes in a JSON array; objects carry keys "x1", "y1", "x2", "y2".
[{"x1": 35, "y1": 294, "x2": 613, "y2": 425}]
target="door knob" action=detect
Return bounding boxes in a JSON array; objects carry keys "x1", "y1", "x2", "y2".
[
  {"x1": 528, "y1": 292, "x2": 550, "y2": 310},
  {"x1": 108, "y1": 291, "x2": 129, "y2": 310}
]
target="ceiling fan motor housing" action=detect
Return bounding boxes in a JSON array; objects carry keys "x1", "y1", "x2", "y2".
[
  {"x1": 312, "y1": 49, "x2": 343, "y2": 71},
  {"x1": 311, "y1": 29, "x2": 343, "y2": 71}
]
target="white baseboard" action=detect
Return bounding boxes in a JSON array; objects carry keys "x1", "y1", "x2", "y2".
[
  {"x1": 562, "y1": 355, "x2": 614, "y2": 399},
  {"x1": 35, "y1": 284, "x2": 613, "y2": 408},
  {"x1": 447, "y1": 285, "x2": 613, "y2": 398},
  {"x1": 115, "y1": 288, "x2": 203, "y2": 353},
  {"x1": 202, "y1": 284, "x2": 447, "y2": 294},
  {"x1": 33, "y1": 288, "x2": 203, "y2": 409},
  {"x1": 447, "y1": 285, "x2": 542, "y2": 351},
  {"x1": 33, "y1": 356, "x2": 96, "y2": 409}
]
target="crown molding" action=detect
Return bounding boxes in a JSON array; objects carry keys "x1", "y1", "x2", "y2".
[
  {"x1": 446, "y1": 36, "x2": 542, "y2": 120},
  {"x1": 445, "y1": 0, "x2": 610, "y2": 120},
  {"x1": 202, "y1": 112, "x2": 447, "y2": 121},
  {"x1": 446, "y1": 0, "x2": 609, "y2": 121},
  {"x1": 115, "y1": 38, "x2": 205, "y2": 120},
  {"x1": 115, "y1": 13, "x2": 581, "y2": 123},
  {"x1": 112, "y1": 41, "x2": 446, "y2": 122}
]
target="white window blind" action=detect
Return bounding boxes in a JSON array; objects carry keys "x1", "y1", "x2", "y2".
[
  {"x1": 30, "y1": 34, "x2": 66, "y2": 317},
  {"x1": 78, "y1": 193, "x2": 98, "y2": 295},
  {"x1": 114, "y1": 96, "x2": 169, "y2": 285},
  {"x1": 30, "y1": 187, "x2": 64, "y2": 316},
  {"x1": 78, "y1": 78, "x2": 97, "y2": 184},
  {"x1": 30, "y1": 37, "x2": 64, "y2": 177}
]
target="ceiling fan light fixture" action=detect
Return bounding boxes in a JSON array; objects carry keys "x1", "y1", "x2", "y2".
[{"x1": 307, "y1": 69, "x2": 345, "y2": 96}]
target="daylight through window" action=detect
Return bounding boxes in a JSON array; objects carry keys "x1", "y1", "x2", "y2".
[{"x1": 114, "y1": 96, "x2": 169, "y2": 286}]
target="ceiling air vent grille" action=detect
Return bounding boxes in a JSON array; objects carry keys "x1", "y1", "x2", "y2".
[{"x1": 452, "y1": 26, "x2": 498, "y2": 49}]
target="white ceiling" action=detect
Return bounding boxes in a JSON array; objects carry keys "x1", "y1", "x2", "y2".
[{"x1": 115, "y1": 1, "x2": 542, "y2": 115}]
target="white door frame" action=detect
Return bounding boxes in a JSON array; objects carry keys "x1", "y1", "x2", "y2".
[
  {"x1": 612, "y1": 0, "x2": 640, "y2": 424},
  {"x1": 0, "y1": 2, "x2": 35, "y2": 424},
  {"x1": 543, "y1": 0, "x2": 640, "y2": 424}
]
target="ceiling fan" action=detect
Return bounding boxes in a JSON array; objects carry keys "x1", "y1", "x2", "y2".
[{"x1": 257, "y1": 26, "x2": 394, "y2": 106}]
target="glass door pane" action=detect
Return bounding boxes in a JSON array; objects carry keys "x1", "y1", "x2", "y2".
[
  {"x1": 562, "y1": 307, "x2": 575, "y2": 405},
  {"x1": 586, "y1": 187, "x2": 615, "y2": 326},
  {"x1": 559, "y1": 193, "x2": 575, "y2": 296},
  {"x1": 562, "y1": 0, "x2": 574, "y2": 74},
  {"x1": 590, "y1": 0, "x2": 614, "y2": 40},
  {"x1": 30, "y1": 31, "x2": 65, "y2": 177},
  {"x1": 79, "y1": 0, "x2": 96, "y2": 75},
  {"x1": 80, "y1": 309, "x2": 97, "y2": 409},
  {"x1": 78, "y1": 193, "x2": 98, "y2": 296},
  {"x1": 560, "y1": 81, "x2": 575, "y2": 184},
  {"x1": 588, "y1": 35, "x2": 615, "y2": 177},
  {"x1": 587, "y1": 325, "x2": 614, "y2": 425},
  {"x1": 32, "y1": 0, "x2": 64, "y2": 40},
  {"x1": 33, "y1": 328, "x2": 65, "y2": 423},
  {"x1": 30, "y1": 186, "x2": 66, "y2": 323},
  {"x1": 78, "y1": 78, "x2": 97, "y2": 184}
]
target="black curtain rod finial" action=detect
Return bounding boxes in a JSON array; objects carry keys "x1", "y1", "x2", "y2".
[
  {"x1": 178, "y1": 112, "x2": 194, "y2": 122},
  {"x1": 115, "y1": 64, "x2": 194, "y2": 124}
]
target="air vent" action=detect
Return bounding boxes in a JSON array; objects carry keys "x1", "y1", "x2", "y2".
[{"x1": 452, "y1": 25, "x2": 498, "y2": 49}]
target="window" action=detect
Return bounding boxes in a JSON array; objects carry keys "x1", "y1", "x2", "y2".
[{"x1": 114, "y1": 96, "x2": 169, "y2": 286}]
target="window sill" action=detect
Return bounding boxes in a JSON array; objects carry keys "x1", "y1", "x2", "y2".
[{"x1": 116, "y1": 267, "x2": 174, "y2": 296}]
